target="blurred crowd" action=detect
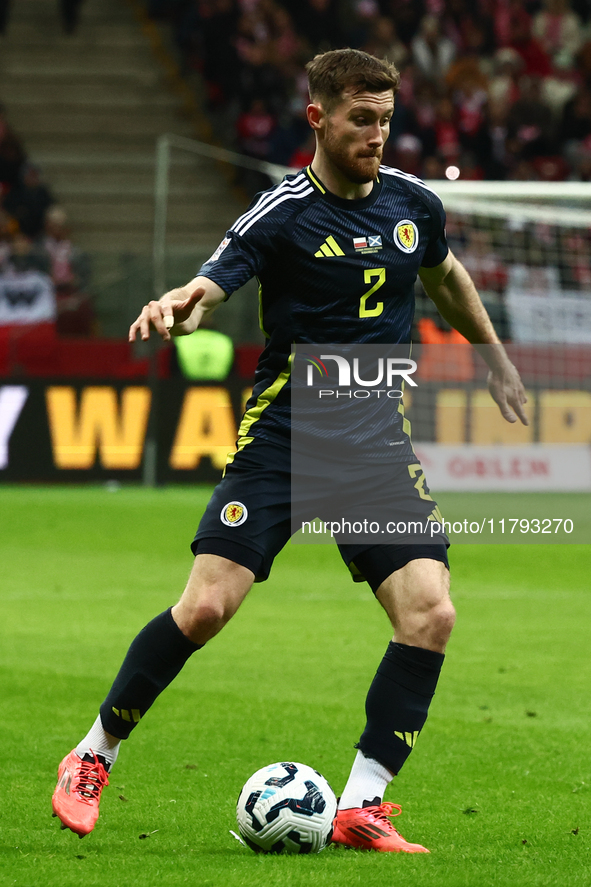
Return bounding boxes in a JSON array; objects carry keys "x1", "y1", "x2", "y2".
[
  {"x1": 0, "y1": 104, "x2": 93, "y2": 334},
  {"x1": 415, "y1": 212, "x2": 591, "y2": 341},
  {"x1": 147, "y1": 0, "x2": 591, "y2": 182}
]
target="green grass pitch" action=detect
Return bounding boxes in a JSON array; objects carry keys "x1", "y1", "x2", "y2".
[{"x1": 0, "y1": 486, "x2": 590, "y2": 887}]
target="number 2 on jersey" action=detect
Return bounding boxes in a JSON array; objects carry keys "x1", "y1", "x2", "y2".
[
  {"x1": 407, "y1": 464, "x2": 433, "y2": 501},
  {"x1": 359, "y1": 268, "x2": 385, "y2": 318}
]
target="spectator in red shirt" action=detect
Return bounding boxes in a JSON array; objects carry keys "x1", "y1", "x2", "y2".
[
  {"x1": 499, "y1": 1, "x2": 553, "y2": 77},
  {"x1": 532, "y1": 0, "x2": 583, "y2": 72},
  {"x1": 236, "y1": 99, "x2": 276, "y2": 160}
]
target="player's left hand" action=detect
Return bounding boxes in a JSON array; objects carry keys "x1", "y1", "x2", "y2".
[{"x1": 487, "y1": 364, "x2": 528, "y2": 425}]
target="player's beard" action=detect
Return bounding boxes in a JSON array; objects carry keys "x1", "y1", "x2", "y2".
[{"x1": 323, "y1": 123, "x2": 382, "y2": 184}]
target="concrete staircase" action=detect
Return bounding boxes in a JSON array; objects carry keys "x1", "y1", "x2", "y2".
[
  {"x1": 0, "y1": 0, "x2": 259, "y2": 337},
  {"x1": 0, "y1": 0, "x2": 245, "y2": 252}
]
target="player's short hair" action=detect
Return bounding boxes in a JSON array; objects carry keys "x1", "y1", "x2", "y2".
[{"x1": 306, "y1": 49, "x2": 401, "y2": 113}]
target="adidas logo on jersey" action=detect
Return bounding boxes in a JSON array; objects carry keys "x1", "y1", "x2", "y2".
[{"x1": 314, "y1": 236, "x2": 345, "y2": 258}]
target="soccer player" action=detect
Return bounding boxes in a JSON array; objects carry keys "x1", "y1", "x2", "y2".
[{"x1": 52, "y1": 48, "x2": 527, "y2": 852}]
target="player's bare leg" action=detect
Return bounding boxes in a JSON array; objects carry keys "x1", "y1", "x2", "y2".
[
  {"x1": 172, "y1": 554, "x2": 254, "y2": 644},
  {"x1": 334, "y1": 558, "x2": 454, "y2": 853},
  {"x1": 376, "y1": 558, "x2": 454, "y2": 653},
  {"x1": 52, "y1": 555, "x2": 254, "y2": 835}
]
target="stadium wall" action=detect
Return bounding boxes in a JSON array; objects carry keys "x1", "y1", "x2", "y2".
[{"x1": 1, "y1": 376, "x2": 590, "y2": 488}]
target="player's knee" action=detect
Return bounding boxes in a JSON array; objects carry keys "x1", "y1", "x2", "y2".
[
  {"x1": 175, "y1": 554, "x2": 254, "y2": 644},
  {"x1": 193, "y1": 597, "x2": 228, "y2": 630},
  {"x1": 398, "y1": 590, "x2": 455, "y2": 651},
  {"x1": 174, "y1": 592, "x2": 235, "y2": 644},
  {"x1": 428, "y1": 599, "x2": 456, "y2": 644}
]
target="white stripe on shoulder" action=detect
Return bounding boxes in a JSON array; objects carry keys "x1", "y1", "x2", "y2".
[
  {"x1": 379, "y1": 165, "x2": 441, "y2": 199},
  {"x1": 231, "y1": 173, "x2": 306, "y2": 233},
  {"x1": 231, "y1": 173, "x2": 307, "y2": 234},
  {"x1": 234, "y1": 187, "x2": 314, "y2": 236},
  {"x1": 232, "y1": 175, "x2": 309, "y2": 234}
]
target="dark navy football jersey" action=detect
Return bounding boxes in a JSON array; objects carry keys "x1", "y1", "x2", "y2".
[{"x1": 197, "y1": 165, "x2": 448, "y2": 456}]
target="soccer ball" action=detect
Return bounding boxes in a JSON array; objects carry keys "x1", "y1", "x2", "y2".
[{"x1": 236, "y1": 761, "x2": 337, "y2": 854}]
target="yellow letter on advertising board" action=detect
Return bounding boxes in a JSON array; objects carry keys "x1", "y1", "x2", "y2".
[
  {"x1": 46, "y1": 386, "x2": 151, "y2": 469},
  {"x1": 539, "y1": 390, "x2": 591, "y2": 443},
  {"x1": 471, "y1": 389, "x2": 534, "y2": 444},
  {"x1": 436, "y1": 389, "x2": 466, "y2": 443},
  {"x1": 169, "y1": 387, "x2": 237, "y2": 470}
]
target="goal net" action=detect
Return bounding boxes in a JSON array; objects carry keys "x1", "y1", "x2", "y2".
[
  {"x1": 408, "y1": 180, "x2": 591, "y2": 508},
  {"x1": 431, "y1": 180, "x2": 591, "y2": 345}
]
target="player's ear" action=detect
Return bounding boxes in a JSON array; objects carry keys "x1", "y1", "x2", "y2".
[{"x1": 307, "y1": 102, "x2": 324, "y2": 131}]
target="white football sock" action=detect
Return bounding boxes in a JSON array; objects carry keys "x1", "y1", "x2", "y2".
[
  {"x1": 338, "y1": 750, "x2": 393, "y2": 810},
  {"x1": 75, "y1": 715, "x2": 121, "y2": 769}
]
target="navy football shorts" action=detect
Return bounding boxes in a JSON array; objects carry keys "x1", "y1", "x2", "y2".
[{"x1": 192, "y1": 438, "x2": 449, "y2": 592}]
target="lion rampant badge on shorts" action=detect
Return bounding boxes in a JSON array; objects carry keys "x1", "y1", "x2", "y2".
[
  {"x1": 220, "y1": 501, "x2": 248, "y2": 527},
  {"x1": 394, "y1": 220, "x2": 419, "y2": 254}
]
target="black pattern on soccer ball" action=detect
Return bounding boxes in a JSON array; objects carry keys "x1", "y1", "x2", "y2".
[
  {"x1": 265, "y1": 781, "x2": 326, "y2": 823},
  {"x1": 244, "y1": 790, "x2": 264, "y2": 832},
  {"x1": 264, "y1": 762, "x2": 298, "y2": 788}
]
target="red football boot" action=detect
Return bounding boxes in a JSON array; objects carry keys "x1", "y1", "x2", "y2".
[
  {"x1": 52, "y1": 750, "x2": 109, "y2": 837},
  {"x1": 332, "y1": 802, "x2": 430, "y2": 853}
]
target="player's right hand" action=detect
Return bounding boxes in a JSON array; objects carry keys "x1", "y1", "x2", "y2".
[
  {"x1": 128, "y1": 284, "x2": 205, "y2": 343},
  {"x1": 487, "y1": 363, "x2": 529, "y2": 425}
]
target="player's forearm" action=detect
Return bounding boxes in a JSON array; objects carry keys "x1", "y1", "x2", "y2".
[
  {"x1": 161, "y1": 276, "x2": 226, "y2": 335},
  {"x1": 421, "y1": 254, "x2": 512, "y2": 373},
  {"x1": 423, "y1": 254, "x2": 498, "y2": 344}
]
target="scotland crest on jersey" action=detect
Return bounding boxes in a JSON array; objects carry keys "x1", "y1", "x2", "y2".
[{"x1": 394, "y1": 220, "x2": 419, "y2": 254}]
